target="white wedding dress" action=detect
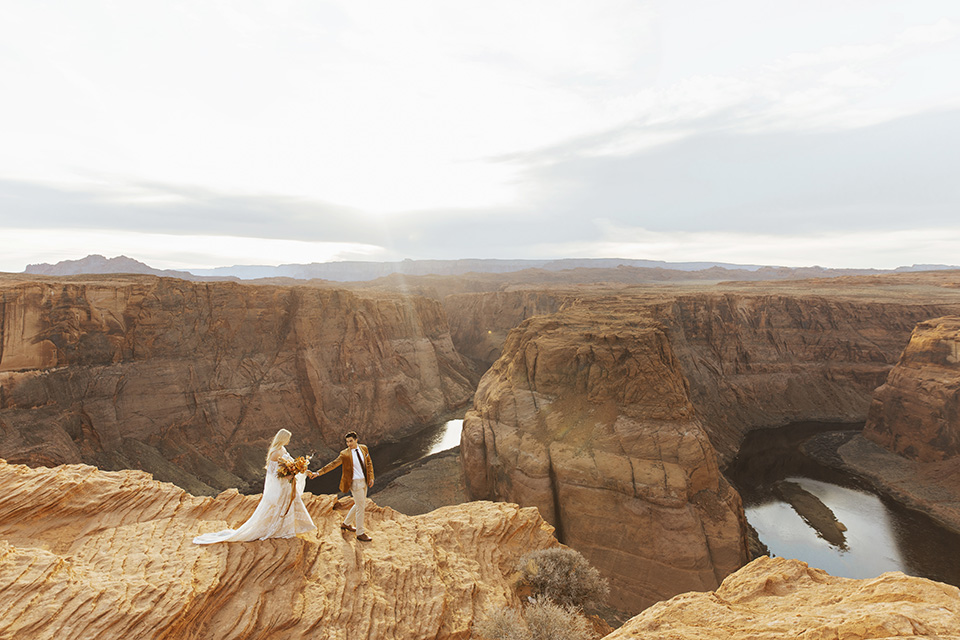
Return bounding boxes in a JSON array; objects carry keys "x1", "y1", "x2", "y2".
[{"x1": 193, "y1": 447, "x2": 316, "y2": 544}]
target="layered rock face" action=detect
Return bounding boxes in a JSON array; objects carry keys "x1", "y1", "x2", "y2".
[
  {"x1": 606, "y1": 556, "x2": 960, "y2": 640},
  {"x1": 0, "y1": 459, "x2": 557, "y2": 640},
  {"x1": 461, "y1": 306, "x2": 749, "y2": 611},
  {"x1": 0, "y1": 277, "x2": 473, "y2": 494},
  {"x1": 661, "y1": 295, "x2": 959, "y2": 462},
  {"x1": 864, "y1": 316, "x2": 960, "y2": 462},
  {"x1": 460, "y1": 292, "x2": 960, "y2": 611},
  {"x1": 442, "y1": 291, "x2": 568, "y2": 371}
]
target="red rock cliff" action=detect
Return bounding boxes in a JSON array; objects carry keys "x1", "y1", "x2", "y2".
[
  {"x1": 661, "y1": 295, "x2": 959, "y2": 461},
  {"x1": 0, "y1": 277, "x2": 473, "y2": 494},
  {"x1": 864, "y1": 316, "x2": 960, "y2": 461},
  {"x1": 461, "y1": 304, "x2": 749, "y2": 612}
]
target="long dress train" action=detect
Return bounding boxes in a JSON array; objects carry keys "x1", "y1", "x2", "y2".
[{"x1": 193, "y1": 447, "x2": 315, "y2": 544}]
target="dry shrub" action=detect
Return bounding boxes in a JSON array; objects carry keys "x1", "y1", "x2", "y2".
[
  {"x1": 474, "y1": 606, "x2": 530, "y2": 640},
  {"x1": 515, "y1": 548, "x2": 610, "y2": 608},
  {"x1": 474, "y1": 599, "x2": 593, "y2": 640},
  {"x1": 523, "y1": 597, "x2": 593, "y2": 640}
]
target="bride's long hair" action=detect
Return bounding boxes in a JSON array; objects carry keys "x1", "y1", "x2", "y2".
[{"x1": 265, "y1": 429, "x2": 292, "y2": 469}]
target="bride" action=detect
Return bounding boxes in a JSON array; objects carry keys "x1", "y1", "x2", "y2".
[{"x1": 193, "y1": 429, "x2": 316, "y2": 544}]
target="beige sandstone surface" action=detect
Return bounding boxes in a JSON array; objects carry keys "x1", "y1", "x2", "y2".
[
  {"x1": 0, "y1": 275, "x2": 473, "y2": 494},
  {"x1": 605, "y1": 555, "x2": 960, "y2": 640},
  {"x1": 0, "y1": 459, "x2": 557, "y2": 640}
]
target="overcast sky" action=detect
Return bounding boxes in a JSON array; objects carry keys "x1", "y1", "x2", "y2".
[{"x1": 2, "y1": 0, "x2": 959, "y2": 271}]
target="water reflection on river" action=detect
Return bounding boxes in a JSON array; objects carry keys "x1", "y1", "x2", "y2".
[
  {"x1": 305, "y1": 418, "x2": 463, "y2": 495},
  {"x1": 728, "y1": 422, "x2": 960, "y2": 588}
]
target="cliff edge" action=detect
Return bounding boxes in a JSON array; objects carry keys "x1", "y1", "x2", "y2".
[{"x1": 0, "y1": 459, "x2": 556, "y2": 639}]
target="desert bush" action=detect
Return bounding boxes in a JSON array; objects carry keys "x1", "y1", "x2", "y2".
[
  {"x1": 515, "y1": 548, "x2": 610, "y2": 608},
  {"x1": 474, "y1": 605, "x2": 530, "y2": 640},
  {"x1": 474, "y1": 599, "x2": 593, "y2": 640},
  {"x1": 523, "y1": 597, "x2": 593, "y2": 640}
]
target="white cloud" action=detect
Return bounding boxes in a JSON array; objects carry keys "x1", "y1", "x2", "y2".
[{"x1": 0, "y1": 1, "x2": 958, "y2": 270}]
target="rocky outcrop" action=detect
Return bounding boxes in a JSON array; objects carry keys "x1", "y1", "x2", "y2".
[
  {"x1": 0, "y1": 276, "x2": 473, "y2": 494},
  {"x1": 460, "y1": 291, "x2": 960, "y2": 611},
  {"x1": 605, "y1": 556, "x2": 960, "y2": 639},
  {"x1": 864, "y1": 316, "x2": 960, "y2": 462},
  {"x1": 0, "y1": 459, "x2": 557, "y2": 639},
  {"x1": 461, "y1": 306, "x2": 749, "y2": 612},
  {"x1": 662, "y1": 295, "x2": 960, "y2": 462}
]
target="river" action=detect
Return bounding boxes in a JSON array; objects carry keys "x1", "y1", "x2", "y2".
[
  {"x1": 306, "y1": 418, "x2": 960, "y2": 589},
  {"x1": 727, "y1": 422, "x2": 960, "y2": 588}
]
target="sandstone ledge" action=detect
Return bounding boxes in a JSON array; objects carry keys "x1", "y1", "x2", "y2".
[
  {"x1": 606, "y1": 556, "x2": 960, "y2": 640},
  {"x1": 0, "y1": 460, "x2": 557, "y2": 640}
]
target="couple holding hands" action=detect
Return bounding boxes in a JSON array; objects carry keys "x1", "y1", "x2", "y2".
[{"x1": 193, "y1": 429, "x2": 375, "y2": 545}]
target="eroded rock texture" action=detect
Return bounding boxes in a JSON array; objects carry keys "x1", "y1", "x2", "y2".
[
  {"x1": 864, "y1": 316, "x2": 960, "y2": 462},
  {"x1": 0, "y1": 459, "x2": 556, "y2": 639},
  {"x1": 605, "y1": 556, "x2": 960, "y2": 640},
  {"x1": 662, "y1": 295, "x2": 958, "y2": 462},
  {"x1": 461, "y1": 306, "x2": 749, "y2": 611},
  {"x1": 442, "y1": 291, "x2": 567, "y2": 371},
  {"x1": 0, "y1": 277, "x2": 473, "y2": 494},
  {"x1": 461, "y1": 292, "x2": 960, "y2": 611}
]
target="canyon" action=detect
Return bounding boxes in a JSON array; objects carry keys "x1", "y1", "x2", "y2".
[
  {"x1": 458, "y1": 280, "x2": 960, "y2": 610},
  {"x1": 0, "y1": 274, "x2": 473, "y2": 495},
  {"x1": 2, "y1": 459, "x2": 957, "y2": 640},
  {"x1": 3, "y1": 269, "x2": 960, "y2": 627},
  {"x1": 811, "y1": 314, "x2": 960, "y2": 535}
]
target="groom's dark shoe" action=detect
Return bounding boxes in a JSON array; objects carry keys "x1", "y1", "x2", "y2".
[
  {"x1": 356, "y1": 533, "x2": 372, "y2": 542},
  {"x1": 341, "y1": 523, "x2": 356, "y2": 532}
]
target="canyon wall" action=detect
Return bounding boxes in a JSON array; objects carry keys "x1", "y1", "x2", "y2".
[
  {"x1": 0, "y1": 459, "x2": 556, "y2": 640},
  {"x1": 864, "y1": 316, "x2": 960, "y2": 462},
  {"x1": 461, "y1": 305, "x2": 749, "y2": 611},
  {"x1": 460, "y1": 291, "x2": 960, "y2": 610},
  {"x1": 661, "y1": 295, "x2": 960, "y2": 462},
  {"x1": 442, "y1": 290, "x2": 569, "y2": 371},
  {"x1": 0, "y1": 277, "x2": 473, "y2": 494}
]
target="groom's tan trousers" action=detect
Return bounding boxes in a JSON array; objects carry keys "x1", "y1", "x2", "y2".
[{"x1": 344, "y1": 479, "x2": 367, "y2": 535}]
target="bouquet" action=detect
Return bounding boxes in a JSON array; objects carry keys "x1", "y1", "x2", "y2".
[{"x1": 277, "y1": 455, "x2": 311, "y2": 482}]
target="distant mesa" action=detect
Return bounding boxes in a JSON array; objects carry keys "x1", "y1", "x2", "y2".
[
  {"x1": 23, "y1": 254, "x2": 232, "y2": 282},
  {"x1": 20, "y1": 254, "x2": 960, "y2": 283}
]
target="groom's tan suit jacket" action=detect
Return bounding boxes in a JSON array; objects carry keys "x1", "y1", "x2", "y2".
[{"x1": 318, "y1": 445, "x2": 374, "y2": 493}]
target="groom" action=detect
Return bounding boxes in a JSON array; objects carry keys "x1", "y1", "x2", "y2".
[{"x1": 310, "y1": 431, "x2": 375, "y2": 541}]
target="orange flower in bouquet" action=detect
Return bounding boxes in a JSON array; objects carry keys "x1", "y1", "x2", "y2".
[{"x1": 277, "y1": 456, "x2": 311, "y2": 481}]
